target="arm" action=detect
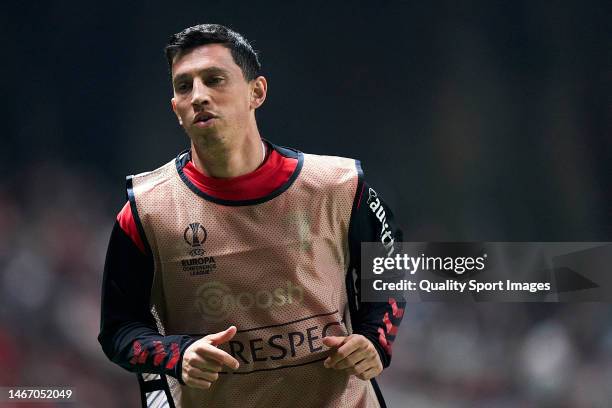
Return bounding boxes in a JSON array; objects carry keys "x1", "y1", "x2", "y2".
[
  {"x1": 324, "y1": 167, "x2": 405, "y2": 379},
  {"x1": 98, "y1": 203, "x2": 197, "y2": 382}
]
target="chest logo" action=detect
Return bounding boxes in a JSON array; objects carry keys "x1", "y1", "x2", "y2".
[
  {"x1": 180, "y1": 222, "x2": 215, "y2": 272},
  {"x1": 194, "y1": 280, "x2": 304, "y2": 321},
  {"x1": 184, "y1": 222, "x2": 207, "y2": 248}
]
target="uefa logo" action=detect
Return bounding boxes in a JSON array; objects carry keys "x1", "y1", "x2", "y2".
[{"x1": 184, "y1": 222, "x2": 207, "y2": 256}]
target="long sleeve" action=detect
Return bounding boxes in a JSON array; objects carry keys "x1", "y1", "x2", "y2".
[
  {"x1": 346, "y1": 168, "x2": 405, "y2": 369},
  {"x1": 98, "y1": 204, "x2": 197, "y2": 383}
]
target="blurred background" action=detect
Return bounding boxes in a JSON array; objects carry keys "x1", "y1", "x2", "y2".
[{"x1": 1, "y1": 0, "x2": 611, "y2": 406}]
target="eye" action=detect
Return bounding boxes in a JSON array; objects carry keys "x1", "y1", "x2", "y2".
[
  {"x1": 175, "y1": 82, "x2": 191, "y2": 93},
  {"x1": 206, "y1": 76, "x2": 225, "y2": 86}
]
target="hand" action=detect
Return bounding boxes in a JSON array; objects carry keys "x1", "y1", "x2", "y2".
[
  {"x1": 322, "y1": 334, "x2": 383, "y2": 381},
  {"x1": 181, "y1": 326, "x2": 240, "y2": 389}
]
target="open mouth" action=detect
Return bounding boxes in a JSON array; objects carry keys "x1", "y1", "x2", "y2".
[
  {"x1": 195, "y1": 114, "x2": 212, "y2": 123},
  {"x1": 193, "y1": 113, "x2": 216, "y2": 127}
]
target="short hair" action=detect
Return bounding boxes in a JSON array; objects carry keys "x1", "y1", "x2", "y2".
[{"x1": 164, "y1": 24, "x2": 261, "y2": 81}]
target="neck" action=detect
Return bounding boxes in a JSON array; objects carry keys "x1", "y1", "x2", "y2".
[{"x1": 190, "y1": 129, "x2": 264, "y2": 178}]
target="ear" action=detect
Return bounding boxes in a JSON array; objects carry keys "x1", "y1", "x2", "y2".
[
  {"x1": 171, "y1": 97, "x2": 183, "y2": 125},
  {"x1": 250, "y1": 76, "x2": 267, "y2": 109}
]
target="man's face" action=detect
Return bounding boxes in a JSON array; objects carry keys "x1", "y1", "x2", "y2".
[{"x1": 170, "y1": 44, "x2": 265, "y2": 144}]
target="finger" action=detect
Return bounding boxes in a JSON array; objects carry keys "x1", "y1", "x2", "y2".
[
  {"x1": 204, "y1": 326, "x2": 237, "y2": 346},
  {"x1": 333, "y1": 350, "x2": 369, "y2": 370},
  {"x1": 324, "y1": 337, "x2": 364, "y2": 367},
  {"x1": 357, "y1": 366, "x2": 379, "y2": 381},
  {"x1": 184, "y1": 375, "x2": 213, "y2": 390},
  {"x1": 334, "y1": 335, "x2": 369, "y2": 357},
  {"x1": 322, "y1": 336, "x2": 346, "y2": 348},
  {"x1": 346, "y1": 358, "x2": 374, "y2": 376},
  {"x1": 190, "y1": 367, "x2": 220, "y2": 383},
  {"x1": 190, "y1": 357, "x2": 223, "y2": 373},
  {"x1": 193, "y1": 344, "x2": 240, "y2": 370}
]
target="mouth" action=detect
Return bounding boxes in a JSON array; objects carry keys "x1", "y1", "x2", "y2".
[{"x1": 193, "y1": 112, "x2": 217, "y2": 128}]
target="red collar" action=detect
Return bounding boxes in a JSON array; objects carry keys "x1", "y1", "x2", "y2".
[{"x1": 182, "y1": 144, "x2": 298, "y2": 201}]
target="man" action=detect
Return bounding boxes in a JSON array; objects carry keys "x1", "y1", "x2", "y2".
[{"x1": 99, "y1": 24, "x2": 404, "y2": 408}]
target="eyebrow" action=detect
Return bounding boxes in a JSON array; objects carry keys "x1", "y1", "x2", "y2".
[{"x1": 172, "y1": 66, "x2": 231, "y2": 84}]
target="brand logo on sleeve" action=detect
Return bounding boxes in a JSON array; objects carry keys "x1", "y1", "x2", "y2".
[{"x1": 367, "y1": 188, "x2": 395, "y2": 256}]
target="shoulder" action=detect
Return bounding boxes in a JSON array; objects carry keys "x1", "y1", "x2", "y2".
[
  {"x1": 128, "y1": 154, "x2": 182, "y2": 195},
  {"x1": 301, "y1": 152, "x2": 361, "y2": 187},
  {"x1": 115, "y1": 201, "x2": 146, "y2": 253},
  {"x1": 303, "y1": 152, "x2": 359, "y2": 171}
]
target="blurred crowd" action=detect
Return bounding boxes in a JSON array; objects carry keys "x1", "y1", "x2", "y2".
[
  {"x1": 0, "y1": 163, "x2": 138, "y2": 407},
  {"x1": 382, "y1": 303, "x2": 612, "y2": 407}
]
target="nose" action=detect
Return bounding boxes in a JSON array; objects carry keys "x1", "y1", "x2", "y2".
[{"x1": 191, "y1": 78, "x2": 210, "y2": 107}]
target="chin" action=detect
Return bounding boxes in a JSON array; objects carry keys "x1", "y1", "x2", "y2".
[{"x1": 189, "y1": 129, "x2": 226, "y2": 146}]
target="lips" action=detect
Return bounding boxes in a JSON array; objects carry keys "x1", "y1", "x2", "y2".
[{"x1": 193, "y1": 112, "x2": 216, "y2": 124}]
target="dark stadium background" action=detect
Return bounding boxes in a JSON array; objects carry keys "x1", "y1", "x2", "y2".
[{"x1": 1, "y1": 1, "x2": 610, "y2": 406}]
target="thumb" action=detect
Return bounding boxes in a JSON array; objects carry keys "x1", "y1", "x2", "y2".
[
  {"x1": 322, "y1": 335, "x2": 346, "y2": 348},
  {"x1": 205, "y1": 325, "x2": 237, "y2": 346}
]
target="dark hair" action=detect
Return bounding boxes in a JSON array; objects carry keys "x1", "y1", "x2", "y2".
[{"x1": 164, "y1": 24, "x2": 261, "y2": 81}]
